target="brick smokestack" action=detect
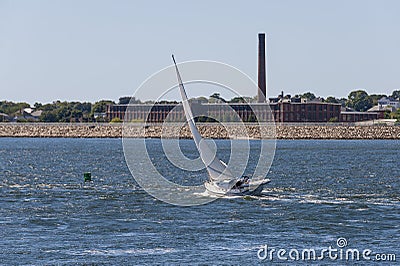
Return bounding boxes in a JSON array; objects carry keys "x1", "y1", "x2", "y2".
[{"x1": 258, "y1": 33, "x2": 266, "y2": 103}]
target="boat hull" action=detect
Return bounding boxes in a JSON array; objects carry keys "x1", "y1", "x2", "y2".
[{"x1": 205, "y1": 179, "x2": 270, "y2": 196}]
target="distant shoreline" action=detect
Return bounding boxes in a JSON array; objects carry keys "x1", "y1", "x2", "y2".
[{"x1": 1, "y1": 123, "x2": 399, "y2": 139}]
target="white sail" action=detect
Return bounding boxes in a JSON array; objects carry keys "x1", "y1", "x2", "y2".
[{"x1": 172, "y1": 55, "x2": 236, "y2": 189}]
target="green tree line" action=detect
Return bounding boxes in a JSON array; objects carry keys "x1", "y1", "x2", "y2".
[
  {"x1": 0, "y1": 100, "x2": 115, "y2": 122},
  {"x1": 290, "y1": 89, "x2": 400, "y2": 120}
]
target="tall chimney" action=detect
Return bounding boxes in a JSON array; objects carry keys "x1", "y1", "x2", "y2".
[{"x1": 258, "y1": 33, "x2": 266, "y2": 103}]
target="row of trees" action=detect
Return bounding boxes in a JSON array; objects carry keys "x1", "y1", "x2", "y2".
[
  {"x1": 1, "y1": 90, "x2": 399, "y2": 122},
  {"x1": 291, "y1": 90, "x2": 400, "y2": 120},
  {"x1": 0, "y1": 101, "x2": 30, "y2": 115},
  {"x1": 0, "y1": 100, "x2": 115, "y2": 122},
  {"x1": 0, "y1": 97, "x2": 147, "y2": 122},
  {"x1": 296, "y1": 90, "x2": 400, "y2": 112}
]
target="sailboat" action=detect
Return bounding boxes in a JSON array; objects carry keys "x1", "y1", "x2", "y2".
[{"x1": 172, "y1": 55, "x2": 270, "y2": 196}]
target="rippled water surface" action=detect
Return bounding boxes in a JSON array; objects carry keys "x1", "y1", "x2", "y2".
[{"x1": 0, "y1": 138, "x2": 399, "y2": 265}]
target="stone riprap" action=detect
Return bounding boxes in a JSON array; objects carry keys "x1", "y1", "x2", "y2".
[{"x1": 0, "y1": 123, "x2": 399, "y2": 139}]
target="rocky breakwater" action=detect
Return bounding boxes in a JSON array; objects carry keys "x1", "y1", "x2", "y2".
[
  {"x1": 0, "y1": 123, "x2": 400, "y2": 139},
  {"x1": 0, "y1": 123, "x2": 122, "y2": 138},
  {"x1": 275, "y1": 125, "x2": 400, "y2": 139}
]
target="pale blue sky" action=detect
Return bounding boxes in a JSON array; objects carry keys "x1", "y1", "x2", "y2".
[{"x1": 1, "y1": 0, "x2": 399, "y2": 104}]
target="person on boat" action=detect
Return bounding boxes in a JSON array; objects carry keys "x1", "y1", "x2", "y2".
[
  {"x1": 233, "y1": 179, "x2": 243, "y2": 189},
  {"x1": 232, "y1": 176, "x2": 250, "y2": 189}
]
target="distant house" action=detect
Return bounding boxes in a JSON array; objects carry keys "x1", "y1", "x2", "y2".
[
  {"x1": 23, "y1": 108, "x2": 34, "y2": 115},
  {"x1": 0, "y1": 113, "x2": 10, "y2": 122},
  {"x1": 13, "y1": 108, "x2": 42, "y2": 122},
  {"x1": 94, "y1": 112, "x2": 107, "y2": 119},
  {"x1": 378, "y1": 97, "x2": 400, "y2": 109},
  {"x1": 368, "y1": 105, "x2": 395, "y2": 112},
  {"x1": 31, "y1": 110, "x2": 43, "y2": 118}
]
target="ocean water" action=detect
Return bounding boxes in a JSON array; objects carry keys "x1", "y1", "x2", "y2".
[{"x1": 0, "y1": 138, "x2": 399, "y2": 265}]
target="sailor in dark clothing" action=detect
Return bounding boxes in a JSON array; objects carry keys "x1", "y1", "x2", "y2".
[
  {"x1": 233, "y1": 179, "x2": 243, "y2": 189},
  {"x1": 233, "y1": 176, "x2": 250, "y2": 189}
]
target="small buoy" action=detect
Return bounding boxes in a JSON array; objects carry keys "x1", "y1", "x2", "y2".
[
  {"x1": 243, "y1": 195, "x2": 253, "y2": 201},
  {"x1": 84, "y1": 172, "x2": 92, "y2": 182}
]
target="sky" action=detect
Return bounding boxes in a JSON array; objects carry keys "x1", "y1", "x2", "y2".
[{"x1": 1, "y1": 0, "x2": 399, "y2": 104}]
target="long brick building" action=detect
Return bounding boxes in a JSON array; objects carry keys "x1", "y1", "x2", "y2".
[{"x1": 106, "y1": 101, "x2": 379, "y2": 123}]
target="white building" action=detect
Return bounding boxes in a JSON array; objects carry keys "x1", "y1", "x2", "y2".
[{"x1": 378, "y1": 97, "x2": 400, "y2": 109}]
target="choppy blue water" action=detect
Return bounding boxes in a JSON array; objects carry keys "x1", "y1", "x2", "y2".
[{"x1": 0, "y1": 138, "x2": 399, "y2": 265}]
